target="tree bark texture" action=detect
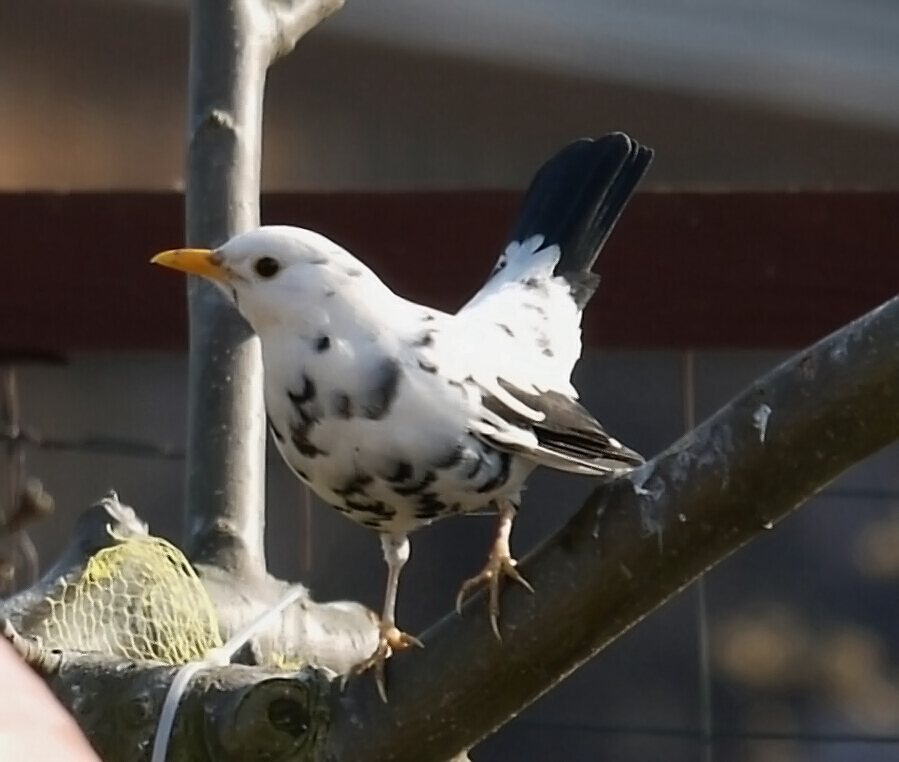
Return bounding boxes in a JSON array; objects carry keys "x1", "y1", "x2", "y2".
[
  {"x1": 182, "y1": 0, "x2": 343, "y2": 577},
  {"x1": 4, "y1": 293, "x2": 896, "y2": 762}
]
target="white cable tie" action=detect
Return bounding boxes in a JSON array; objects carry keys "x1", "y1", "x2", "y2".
[{"x1": 150, "y1": 584, "x2": 307, "y2": 762}]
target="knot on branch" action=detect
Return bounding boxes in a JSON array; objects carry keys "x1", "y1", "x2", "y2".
[{"x1": 209, "y1": 675, "x2": 327, "y2": 761}]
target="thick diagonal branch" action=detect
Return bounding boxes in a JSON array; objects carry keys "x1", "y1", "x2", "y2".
[
  {"x1": 10, "y1": 297, "x2": 896, "y2": 761},
  {"x1": 3, "y1": 636, "x2": 470, "y2": 762},
  {"x1": 183, "y1": 0, "x2": 343, "y2": 576},
  {"x1": 325, "y1": 293, "x2": 899, "y2": 762}
]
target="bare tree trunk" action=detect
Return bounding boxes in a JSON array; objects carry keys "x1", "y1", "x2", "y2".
[
  {"x1": 5, "y1": 292, "x2": 897, "y2": 762},
  {"x1": 182, "y1": 0, "x2": 344, "y2": 576}
]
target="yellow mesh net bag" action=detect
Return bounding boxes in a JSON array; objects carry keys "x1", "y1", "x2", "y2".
[{"x1": 38, "y1": 531, "x2": 223, "y2": 664}]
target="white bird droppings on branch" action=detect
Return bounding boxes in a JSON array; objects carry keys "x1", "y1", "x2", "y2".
[{"x1": 753, "y1": 403, "x2": 773, "y2": 443}]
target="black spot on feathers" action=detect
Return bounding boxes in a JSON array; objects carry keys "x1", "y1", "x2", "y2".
[
  {"x1": 289, "y1": 420, "x2": 327, "y2": 459},
  {"x1": 392, "y1": 470, "x2": 438, "y2": 497},
  {"x1": 332, "y1": 473, "x2": 375, "y2": 497},
  {"x1": 413, "y1": 331, "x2": 434, "y2": 348},
  {"x1": 361, "y1": 358, "x2": 401, "y2": 420},
  {"x1": 344, "y1": 498, "x2": 395, "y2": 519},
  {"x1": 386, "y1": 461, "x2": 414, "y2": 483},
  {"x1": 288, "y1": 376, "x2": 322, "y2": 427},
  {"x1": 414, "y1": 492, "x2": 453, "y2": 521},
  {"x1": 288, "y1": 376, "x2": 316, "y2": 407},
  {"x1": 522, "y1": 277, "x2": 548, "y2": 296},
  {"x1": 332, "y1": 392, "x2": 353, "y2": 419}
]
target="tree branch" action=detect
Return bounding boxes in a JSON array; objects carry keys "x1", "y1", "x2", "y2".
[
  {"x1": 0, "y1": 628, "x2": 467, "y2": 762},
  {"x1": 196, "y1": 562, "x2": 379, "y2": 675},
  {"x1": 266, "y1": 0, "x2": 345, "y2": 60},
  {"x1": 7, "y1": 296, "x2": 896, "y2": 761},
  {"x1": 7, "y1": 642, "x2": 332, "y2": 762},
  {"x1": 183, "y1": 0, "x2": 343, "y2": 577},
  {"x1": 323, "y1": 293, "x2": 899, "y2": 762}
]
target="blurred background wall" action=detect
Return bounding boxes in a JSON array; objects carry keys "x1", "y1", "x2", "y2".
[{"x1": 2, "y1": 0, "x2": 899, "y2": 190}]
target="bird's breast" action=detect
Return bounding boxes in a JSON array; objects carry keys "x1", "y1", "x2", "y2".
[{"x1": 261, "y1": 339, "x2": 531, "y2": 533}]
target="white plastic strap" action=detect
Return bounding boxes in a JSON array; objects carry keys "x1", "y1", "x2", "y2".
[{"x1": 150, "y1": 585, "x2": 308, "y2": 762}]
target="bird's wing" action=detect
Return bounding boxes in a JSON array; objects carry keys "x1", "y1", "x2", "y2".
[
  {"x1": 412, "y1": 316, "x2": 644, "y2": 476},
  {"x1": 469, "y1": 370, "x2": 645, "y2": 475}
]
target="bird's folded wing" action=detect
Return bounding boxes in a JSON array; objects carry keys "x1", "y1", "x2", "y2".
[{"x1": 469, "y1": 376, "x2": 645, "y2": 475}]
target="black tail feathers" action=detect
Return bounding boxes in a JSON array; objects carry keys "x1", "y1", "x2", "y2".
[{"x1": 505, "y1": 132, "x2": 653, "y2": 309}]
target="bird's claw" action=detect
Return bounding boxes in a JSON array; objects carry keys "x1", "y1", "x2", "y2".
[
  {"x1": 340, "y1": 623, "x2": 423, "y2": 702},
  {"x1": 455, "y1": 552, "x2": 534, "y2": 639}
]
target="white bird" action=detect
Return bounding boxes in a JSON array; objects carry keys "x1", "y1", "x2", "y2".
[{"x1": 151, "y1": 132, "x2": 653, "y2": 700}]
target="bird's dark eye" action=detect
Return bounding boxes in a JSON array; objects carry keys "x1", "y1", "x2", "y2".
[{"x1": 254, "y1": 257, "x2": 280, "y2": 278}]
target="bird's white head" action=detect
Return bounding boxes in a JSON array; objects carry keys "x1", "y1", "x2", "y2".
[{"x1": 151, "y1": 225, "x2": 370, "y2": 333}]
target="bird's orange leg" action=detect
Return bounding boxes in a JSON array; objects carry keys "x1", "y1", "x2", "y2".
[
  {"x1": 342, "y1": 532, "x2": 422, "y2": 702},
  {"x1": 455, "y1": 500, "x2": 534, "y2": 639}
]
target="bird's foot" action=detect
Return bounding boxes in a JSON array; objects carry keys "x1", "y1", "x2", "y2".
[
  {"x1": 455, "y1": 550, "x2": 534, "y2": 640},
  {"x1": 341, "y1": 621, "x2": 423, "y2": 702}
]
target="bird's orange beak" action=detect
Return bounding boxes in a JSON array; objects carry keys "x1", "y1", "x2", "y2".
[{"x1": 150, "y1": 248, "x2": 229, "y2": 282}]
